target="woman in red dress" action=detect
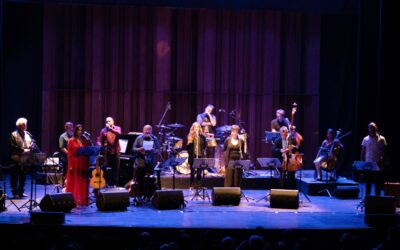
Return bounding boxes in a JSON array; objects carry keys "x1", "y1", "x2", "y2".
[{"x1": 66, "y1": 124, "x2": 90, "y2": 208}]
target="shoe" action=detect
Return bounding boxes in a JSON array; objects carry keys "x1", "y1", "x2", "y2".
[
  {"x1": 19, "y1": 193, "x2": 28, "y2": 198},
  {"x1": 316, "y1": 177, "x2": 322, "y2": 181},
  {"x1": 12, "y1": 194, "x2": 20, "y2": 199}
]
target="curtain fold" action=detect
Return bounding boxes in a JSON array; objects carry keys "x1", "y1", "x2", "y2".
[{"x1": 42, "y1": 5, "x2": 320, "y2": 166}]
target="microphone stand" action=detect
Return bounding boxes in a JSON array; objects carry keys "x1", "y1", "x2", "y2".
[{"x1": 157, "y1": 102, "x2": 171, "y2": 127}]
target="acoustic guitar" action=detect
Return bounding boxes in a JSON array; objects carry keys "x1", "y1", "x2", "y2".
[{"x1": 89, "y1": 156, "x2": 106, "y2": 189}]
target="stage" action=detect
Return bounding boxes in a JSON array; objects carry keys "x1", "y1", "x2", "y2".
[{"x1": 1, "y1": 170, "x2": 399, "y2": 250}]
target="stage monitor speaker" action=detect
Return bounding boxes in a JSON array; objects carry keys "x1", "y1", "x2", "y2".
[
  {"x1": 364, "y1": 195, "x2": 396, "y2": 214},
  {"x1": 384, "y1": 182, "x2": 400, "y2": 206},
  {"x1": 333, "y1": 186, "x2": 359, "y2": 199},
  {"x1": 212, "y1": 187, "x2": 241, "y2": 206},
  {"x1": 39, "y1": 193, "x2": 76, "y2": 212},
  {"x1": 152, "y1": 190, "x2": 184, "y2": 210},
  {"x1": 270, "y1": 189, "x2": 299, "y2": 209},
  {"x1": 96, "y1": 190, "x2": 130, "y2": 211},
  {"x1": 30, "y1": 211, "x2": 65, "y2": 224}
]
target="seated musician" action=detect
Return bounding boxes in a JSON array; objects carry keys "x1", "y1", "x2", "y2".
[
  {"x1": 272, "y1": 126, "x2": 299, "y2": 189},
  {"x1": 314, "y1": 128, "x2": 343, "y2": 181},
  {"x1": 132, "y1": 125, "x2": 160, "y2": 202}
]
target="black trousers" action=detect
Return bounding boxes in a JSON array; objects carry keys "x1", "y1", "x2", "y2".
[
  {"x1": 134, "y1": 164, "x2": 155, "y2": 198},
  {"x1": 104, "y1": 153, "x2": 120, "y2": 186},
  {"x1": 281, "y1": 171, "x2": 296, "y2": 190},
  {"x1": 11, "y1": 165, "x2": 26, "y2": 195},
  {"x1": 365, "y1": 170, "x2": 384, "y2": 196},
  {"x1": 224, "y1": 167, "x2": 243, "y2": 187}
]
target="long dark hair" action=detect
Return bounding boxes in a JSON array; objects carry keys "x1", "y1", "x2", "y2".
[{"x1": 73, "y1": 124, "x2": 83, "y2": 138}]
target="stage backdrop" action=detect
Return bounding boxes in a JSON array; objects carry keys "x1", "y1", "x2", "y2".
[{"x1": 42, "y1": 5, "x2": 320, "y2": 167}]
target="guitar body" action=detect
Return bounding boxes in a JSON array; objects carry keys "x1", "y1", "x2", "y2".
[{"x1": 89, "y1": 157, "x2": 106, "y2": 189}]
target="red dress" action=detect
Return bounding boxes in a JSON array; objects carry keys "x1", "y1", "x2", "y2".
[{"x1": 66, "y1": 138, "x2": 90, "y2": 207}]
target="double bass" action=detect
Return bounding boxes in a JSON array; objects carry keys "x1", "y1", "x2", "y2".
[{"x1": 286, "y1": 103, "x2": 303, "y2": 171}]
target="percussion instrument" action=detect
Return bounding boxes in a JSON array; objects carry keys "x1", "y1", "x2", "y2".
[{"x1": 175, "y1": 151, "x2": 190, "y2": 175}]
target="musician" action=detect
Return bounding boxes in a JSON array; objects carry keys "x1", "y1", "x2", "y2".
[
  {"x1": 223, "y1": 125, "x2": 246, "y2": 187},
  {"x1": 59, "y1": 121, "x2": 74, "y2": 178},
  {"x1": 186, "y1": 122, "x2": 207, "y2": 188},
  {"x1": 273, "y1": 126, "x2": 299, "y2": 189},
  {"x1": 66, "y1": 124, "x2": 90, "y2": 207},
  {"x1": 97, "y1": 117, "x2": 121, "y2": 187},
  {"x1": 9, "y1": 117, "x2": 36, "y2": 198},
  {"x1": 314, "y1": 128, "x2": 344, "y2": 181},
  {"x1": 196, "y1": 104, "x2": 217, "y2": 158},
  {"x1": 133, "y1": 125, "x2": 160, "y2": 201},
  {"x1": 271, "y1": 109, "x2": 290, "y2": 132},
  {"x1": 360, "y1": 122, "x2": 387, "y2": 196}
]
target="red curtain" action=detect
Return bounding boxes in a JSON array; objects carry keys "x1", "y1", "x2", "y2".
[{"x1": 42, "y1": 5, "x2": 320, "y2": 167}]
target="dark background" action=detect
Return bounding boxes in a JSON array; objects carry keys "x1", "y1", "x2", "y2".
[{"x1": 0, "y1": 0, "x2": 398, "y2": 180}]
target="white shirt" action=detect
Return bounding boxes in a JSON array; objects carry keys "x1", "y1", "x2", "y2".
[{"x1": 361, "y1": 134, "x2": 387, "y2": 163}]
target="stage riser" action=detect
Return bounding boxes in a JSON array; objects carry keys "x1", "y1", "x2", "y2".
[
  {"x1": 160, "y1": 176, "x2": 282, "y2": 190},
  {"x1": 300, "y1": 178, "x2": 359, "y2": 196}
]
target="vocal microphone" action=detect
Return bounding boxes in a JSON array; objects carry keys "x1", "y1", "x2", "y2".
[
  {"x1": 26, "y1": 131, "x2": 34, "y2": 139},
  {"x1": 218, "y1": 109, "x2": 226, "y2": 112}
]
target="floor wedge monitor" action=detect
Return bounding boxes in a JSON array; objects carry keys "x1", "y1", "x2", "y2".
[
  {"x1": 212, "y1": 187, "x2": 241, "y2": 206},
  {"x1": 152, "y1": 190, "x2": 184, "y2": 210},
  {"x1": 96, "y1": 190, "x2": 130, "y2": 211},
  {"x1": 39, "y1": 193, "x2": 76, "y2": 212},
  {"x1": 270, "y1": 189, "x2": 299, "y2": 209}
]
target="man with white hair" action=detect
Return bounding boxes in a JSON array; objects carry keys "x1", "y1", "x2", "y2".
[{"x1": 9, "y1": 117, "x2": 35, "y2": 198}]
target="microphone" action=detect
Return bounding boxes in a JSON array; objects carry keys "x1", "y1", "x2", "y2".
[
  {"x1": 167, "y1": 102, "x2": 172, "y2": 110},
  {"x1": 26, "y1": 131, "x2": 34, "y2": 138},
  {"x1": 218, "y1": 109, "x2": 225, "y2": 112}
]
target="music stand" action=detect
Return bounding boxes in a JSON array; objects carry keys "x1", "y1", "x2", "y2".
[
  {"x1": 191, "y1": 158, "x2": 215, "y2": 201},
  {"x1": 77, "y1": 146, "x2": 101, "y2": 205},
  {"x1": 162, "y1": 156, "x2": 187, "y2": 190},
  {"x1": 264, "y1": 131, "x2": 280, "y2": 143},
  {"x1": 353, "y1": 161, "x2": 379, "y2": 211},
  {"x1": 256, "y1": 158, "x2": 281, "y2": 202},
  {"x1": 43, "y1": 156, "x2": 62, "y2": 194},
  {"x1": 18, "y1": 152, "x2": 46, "y2": 211},
  {"x1": 228, "y1": 160, "x2": 253, "y2": 201}
]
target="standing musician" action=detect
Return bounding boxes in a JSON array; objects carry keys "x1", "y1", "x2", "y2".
[
  {"x1": 273, "y1": 126, "x2": 299, "y2": 189},
  {"x1": 132, "y1": 125, "x2": 160, "y2": 201},
  {"x1": 360, "y1": 122, "x2": 387, "y2": 196},
  {"x1": 271, "y1": 109, "x2": 290, "y2": 132},
  {"x1": 66, "y1": 124, "x2": 91, "y2": 208},
  {"x1": 59, "y1": 121, "x2": 74, "y2": 180},
  {"x1": 196, "y1": 104, "x2": 217, "y2": 158},
  {"x1": 97, "y1": 117, "x2": 121, "y2": 187},
  {"x1": 9, "y1": 117, "x2": 38, "y2": 199},
  {"x1": 314, "y1": 128, "x2": 344, "y2": 181},
  {"x1": 223, "y1": 125, "x2": 246, "y2": 187},
  {"x1": 186, "y1": 122, "x2": 207, "y2": 189}
]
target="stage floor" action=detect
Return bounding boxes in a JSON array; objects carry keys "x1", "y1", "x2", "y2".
[{"x1": 0, "y1": 171, "x2": 398, "y2": 231}]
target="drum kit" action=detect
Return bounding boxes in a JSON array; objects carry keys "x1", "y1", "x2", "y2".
[{"x1": 156, "y1": 122, "x2": 189, "y2": 175}]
